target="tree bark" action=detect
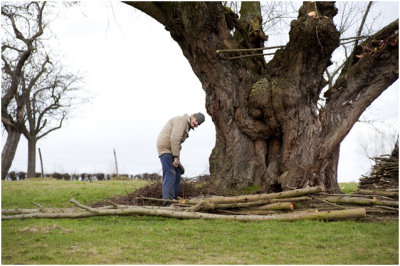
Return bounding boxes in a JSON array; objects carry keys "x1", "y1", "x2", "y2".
[
  {"x1": 1, "y1": 126, "x2": 21, "y2": 179},
  {"x1": 125, "y1": 2, "x2": 398, "y2": 192},
  {"x1": 27, "y1": 138, "x2": 37, "y2": 178}
]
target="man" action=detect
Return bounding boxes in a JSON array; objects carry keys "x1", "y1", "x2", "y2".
[{"x1": 156, "y1": 112, "x2": 205, "y2": 204}]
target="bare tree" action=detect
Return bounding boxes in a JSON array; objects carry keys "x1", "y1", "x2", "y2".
[
  {"x1": 1, "y1": 2, "x2": 46, "y2": 178},
  {"x1": 21, "y1": 56, "x2": 83, "y2": 177},
  {"x1": 125, "y1": 2, "x2": 398, "y2": 192},
  {"x1": 2, "y1": 1, "x2": 85, "y2": 178}
]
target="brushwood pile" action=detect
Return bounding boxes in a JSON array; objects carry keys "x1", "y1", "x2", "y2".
[{"x1": 359, "y1": 141, "x2": 399, "y2": 191}]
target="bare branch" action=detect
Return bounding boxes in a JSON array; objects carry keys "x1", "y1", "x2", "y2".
[
  {"x1": 217, "y1": 45, "x2": 285, "y2": 54},
  {"x1": 347, "y1": 2, "x2": 373, "y2": 68},
  {"x1": 122, "y1": 2, "x2": 168, "y2": 26}
]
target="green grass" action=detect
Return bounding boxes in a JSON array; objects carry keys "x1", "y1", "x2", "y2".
[
  {"x1": 2, "y1": 179, "x2": 398, "y2": 264},
  {"x1": 339, "y1": 182, "x2": 359, "y2": 194},
  {"x1": 1, "y1": 178, "x2": 148, "y2": 208}
]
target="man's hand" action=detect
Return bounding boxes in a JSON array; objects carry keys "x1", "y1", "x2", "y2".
[{"x1": 173, "y1": 157, "x2": 179, "y2": 168}]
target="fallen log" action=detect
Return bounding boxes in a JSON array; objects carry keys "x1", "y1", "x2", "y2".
[
  {"x1": 216, "y1": 196, "x2": 309, "y2": 209},
  {"x1": 2, "y1": 211, "x2": 98, "y2": 220},
  {"x1": 357, "y1": 189, "x2": 398, "y2": 198},
  {"x1": 223, "y1": 203, "x2": 294, "y2": 215},
  {"x1": 2, "y1": 205, "x2": 119, "y2": 215},
  {"x1": 218, "y1": 209, "x2": 280, "y2": 215},
  {"x1": 2, "y1": 207, "x2": 80, "y2": 215},
  {"x1": 186, "y1": 196, "x2": 309, "y2": 212},
  {"x1": 186, "y1": 186, "x2": 322, "y2": 205},
  {"x1": 324, "y1": 196, "x2": 398, "y2": 207},
  {"x1": 2, "y1": 198, "x2": 366, "y2": 221},
  {"x1": 258, "y1": 202, "x2": 294, "y2": 211}
]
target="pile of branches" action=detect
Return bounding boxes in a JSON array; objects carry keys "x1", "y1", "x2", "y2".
[
  {"x1": 359, "y1": 142, "x2": 399, "y2": 190},
  {"x1": 3, "y1": 186, "x2": 398, "y2": 222},
  {"x1": 91, "y1": 180, "x2": 231, "y2": 207}
]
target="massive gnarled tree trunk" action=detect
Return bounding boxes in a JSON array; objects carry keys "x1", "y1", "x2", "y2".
[{"x1": 126, "y1": 2, "x2": 398, "y2": 192}]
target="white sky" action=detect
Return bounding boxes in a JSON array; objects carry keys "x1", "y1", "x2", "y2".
[{"x1": 3, "y1": 1, "x2": 399, "y2": 182}]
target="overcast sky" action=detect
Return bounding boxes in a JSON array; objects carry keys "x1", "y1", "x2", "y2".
[{"x1": 3, "y1": 1, "x2": 399, "y2": 182}]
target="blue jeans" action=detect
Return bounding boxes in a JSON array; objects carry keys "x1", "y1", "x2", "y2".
[{"x1": 160, "y1": 153, "x2": 181, "y2": 200}]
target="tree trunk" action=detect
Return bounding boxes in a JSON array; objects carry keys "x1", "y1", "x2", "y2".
[
  {"x1": 1, "y1": 126, "x2": 21, "y2": 179},
  {"x1": 27, "y1": 138, "x2": 37, "y2": 178},
  {"x1": 126, "y1": 2, "x2": 398, "y2": 192}
]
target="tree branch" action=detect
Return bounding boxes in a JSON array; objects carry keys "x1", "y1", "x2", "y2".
[
  {"x1": 216, "y1": 45, "x2": 285, "y2": 54},
  {"x1": 347, "y1": 2, "x2": 373, "y2": 69},
  {"x1": 321, "y1": 19, "x2": 399, "y2": 158},
  {"x1": 37, "y1": 115, "x2": 64, "y2": 140},
  {"x1": 1, "y1": 2, "x2": 46, "y2": 128},
  {"x1": 122, "y1": 2, "x2": 169, "y2": 27}
]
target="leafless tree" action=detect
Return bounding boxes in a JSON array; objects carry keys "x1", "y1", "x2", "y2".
[
  {"x1": 2, "y1": 2, "x2": 47, "y2": 178},
  {"x1": 2, "y1": 1, "x2": 85, "y2": 178},
  {"x1": 22, "y1": 56, "x2": 83, "y2": 177}
]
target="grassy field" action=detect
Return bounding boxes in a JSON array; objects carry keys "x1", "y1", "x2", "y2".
[{"x1": 2, "y1": 178, "x2": 399, "y2": 264}]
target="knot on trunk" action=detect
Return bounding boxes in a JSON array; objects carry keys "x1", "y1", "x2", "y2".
[
  {"x1": 248, "y1": 77, "x2": 282, "y2": 131},
  {"x1": 248, "y1": 77, "x2": 301, "y2": 124}
]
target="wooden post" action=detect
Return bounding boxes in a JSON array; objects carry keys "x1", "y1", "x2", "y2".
[
  {"x1": 38, "y1": 148, "x2": 44, "y2": 178},
  {"x1": 113, "y1": 148, "x2": 119, "y2": 177}
]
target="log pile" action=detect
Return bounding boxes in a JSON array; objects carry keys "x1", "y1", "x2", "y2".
[
  {"x1": 2, "y1": 186, "x2": 398, "y2": 221},
  {"x1": 359, "y1": 155, "x2": 399, "y2": 190},
  {"x1": 359, "y1": 142, "x2": 399, "y2": 190}
]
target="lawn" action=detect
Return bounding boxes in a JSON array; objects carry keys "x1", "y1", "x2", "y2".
[{"x1": 2, "y1": 178, "x2": 398, "y2": 264}]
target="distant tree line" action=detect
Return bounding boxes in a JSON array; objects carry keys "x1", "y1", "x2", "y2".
[
  {"x1": 3, "y1": 171, "x2": 211, "y2": 182},
  {"x1": 3, "y1": 172, "x2": 162, "y2": 181}
]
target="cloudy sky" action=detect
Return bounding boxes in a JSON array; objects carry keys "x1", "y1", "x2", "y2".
[{"x1": 3, "y1": 1, "x2": 399, "y2": 182}]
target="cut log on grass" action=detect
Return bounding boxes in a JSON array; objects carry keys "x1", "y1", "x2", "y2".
[
  {"x1": 2, "y1": 211, "x2": 99, "y2": 220},
  {"x1": 1, "y1": 205, "x2": 127, "y2": 215},
  {"x1": 217, "y1": 196, "x2": 309, "y2": 209},
  {"x1": 325, "y1": 196, "x2": 398, "y2": 207},
  {"x1": 258, "y1": 202, "x2": 294, "y2": 211},
  {"x1": 187, "y1": 186, "x2": 322, "y2": 205},
  {"x1": 2, "y1": 207, "x2": 80, "y2": 215},
  {"x1": 2, "y1": 198, "x2": 366, "y2": 221},
  {"x1": 187, "y1": 196, "x2": 309, "y2": 212},
  {"x1": 357, "y1": 189, "x2": 399, "y2": 198},
  {"x1": 219, "y1": 209, "x2": 280, "y2": 215}
]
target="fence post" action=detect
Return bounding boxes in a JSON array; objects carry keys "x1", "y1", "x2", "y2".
[
  {"x1": 113, "y1": 148, "x2": 119, "y2": 177},
  {"x1": 38, "y1": 148, "x2": 44, "y2": 178}
]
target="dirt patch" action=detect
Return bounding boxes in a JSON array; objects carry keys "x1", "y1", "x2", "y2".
[{"x1": 91, "y1": 180, "x2": 231, "y2": 208}]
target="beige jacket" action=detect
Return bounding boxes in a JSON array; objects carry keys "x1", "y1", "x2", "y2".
[{"x1": 156, "y1": 114, "x2": 191, "y2": 157}]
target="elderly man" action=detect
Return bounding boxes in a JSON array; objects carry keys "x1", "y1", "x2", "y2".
[{"x1": 156, "y1": 112, "x2": 205, "y2": 204}]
